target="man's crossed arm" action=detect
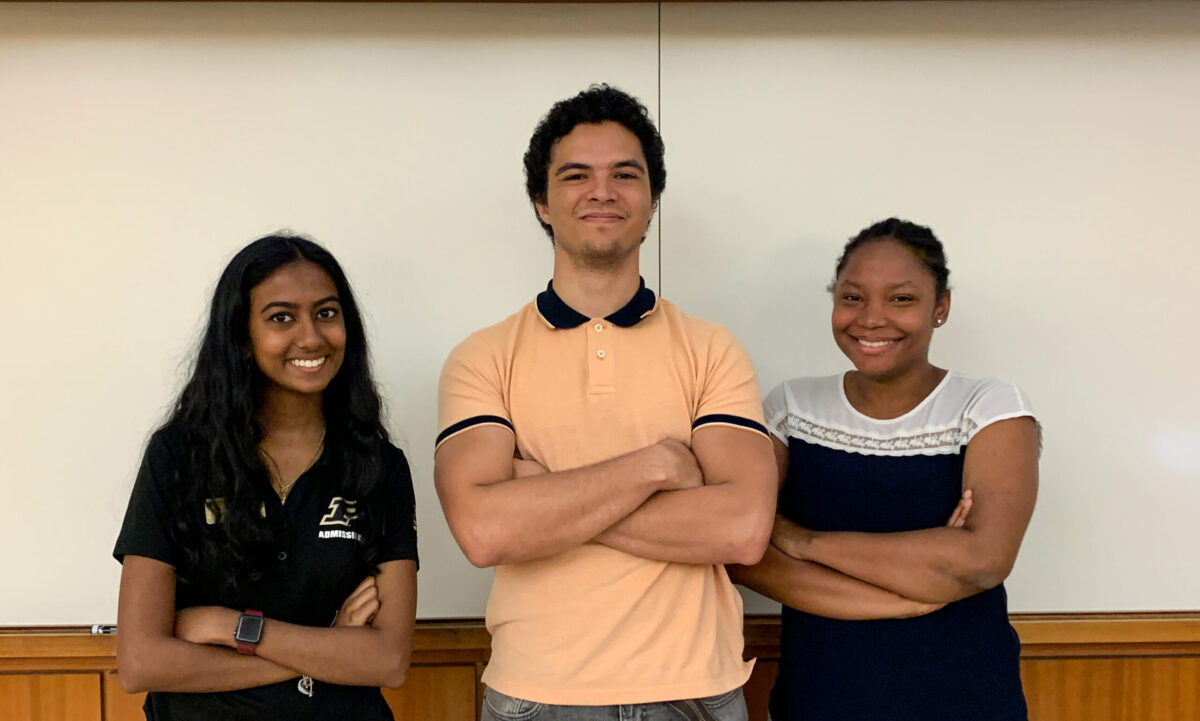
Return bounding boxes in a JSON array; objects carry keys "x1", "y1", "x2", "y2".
[{"x1": 434, "y1": 426, "x2": 775, "y2": 568}]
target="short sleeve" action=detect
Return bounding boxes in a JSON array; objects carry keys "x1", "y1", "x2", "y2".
[
  {"x1": 762, "y1": 381, "x2": 790, "y2": 443},
  {"x1": 691, "y1": 325, "x2": 769, "y2": 439},
  {"x1": 963, "y1": 377, "x2": 1038, "y2": 445},
  {"x1": 373, "y1": 445, "x2": 419, "y2": 569},
  {"x1": 113, "y1": 429, "x2": 186, "y2": 568},
  {"x1": 436, "y1": 332, "x2": 514, "y2": 450}
]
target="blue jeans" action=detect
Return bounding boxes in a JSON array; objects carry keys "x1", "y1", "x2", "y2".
[{"x1": 481, "y1": 687, "x2": 748, "y2": 721}]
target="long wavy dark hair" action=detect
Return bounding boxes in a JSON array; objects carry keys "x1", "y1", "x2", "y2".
[{"x1": 164, "y1": 234, "x2": 389, "y2": 600}]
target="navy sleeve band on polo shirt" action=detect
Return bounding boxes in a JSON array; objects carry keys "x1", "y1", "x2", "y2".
[
  {"x1": 435, "y1": 414, "x2": 515, "y2": 448},
  {"x1": 692, "y1": 414, "x2": 769, "y2": 437}
]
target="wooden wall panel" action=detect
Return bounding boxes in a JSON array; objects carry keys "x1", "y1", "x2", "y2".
[
  {"x1": 744, "y1": 660, "x2": 778, "y2": 721},
  {"x1": 382, "y1": 664, "x2": 478, "y2": 721},
  {"x1": 103, "y1": 672, "x2": 145, "y2": 721},
  {"x1": 0, "y1": 673, "x2": 101, "y2": 721},
  {"x1": 1021, "y1": 656, "x2": 1200, "y2": 721}
]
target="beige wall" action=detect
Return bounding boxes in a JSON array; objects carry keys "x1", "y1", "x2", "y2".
[{"x1": 1, "y1": 2, "x2": 1197, "y2": 624}]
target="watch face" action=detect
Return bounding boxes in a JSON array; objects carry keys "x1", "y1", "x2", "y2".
[{"x1": 235, "y1": 614, "x2": 265, "y2": 643}]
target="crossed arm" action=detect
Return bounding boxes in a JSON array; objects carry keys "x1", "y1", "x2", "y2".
[
  {"x1": 433, "y1": 424, "x2": 776, "y2": 568},
  {"x1": 116, "y1": 556, "x2": 416, "y2": 693},
  {"x1": 729, "y1": 417, "x2": 1038, "y2": 619}
]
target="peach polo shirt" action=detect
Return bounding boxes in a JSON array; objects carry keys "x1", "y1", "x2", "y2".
[{"x1": 437, "y1": 280, "x2": 768, "y2": 705}]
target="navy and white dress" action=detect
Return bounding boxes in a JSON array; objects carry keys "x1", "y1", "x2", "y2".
[{"x1": 763, "y1": 372, "x2": 1036, "y2": 721}]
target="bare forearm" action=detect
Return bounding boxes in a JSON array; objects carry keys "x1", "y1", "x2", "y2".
[
  {"x1": 186, "y1": 607, "x2": 411, "y2": 688},
  {"x1": 727, "y1": 544, "x2": 939, "y2": 620},
  {"x1": 595, "y1": 426, "x2": 775, "y2": 565},
  {"x1": 256, "y1": 622, "x2": 410, "y2": 687},
  {"x1": 117, "y1": 635, "x2": 296, "y2": 693},
  {"x1": 445, "y1": 452, "x2": 660, "y2": 567},
  {"x1": 596, "y1": 483, "x2": 773, "y2": 565},
  {"x1": 792, "y1": 527, "x2": 993, "y2": 604}
]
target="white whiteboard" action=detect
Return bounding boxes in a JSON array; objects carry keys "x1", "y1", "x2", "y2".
[{"x1": 1, "y1": 1, "x2": 1197, "y2": 625}]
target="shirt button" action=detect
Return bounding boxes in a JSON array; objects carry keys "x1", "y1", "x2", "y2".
[
  {"x1": 594, "y1": 323, "x2": 604, "y2": 333},
  {"x1": 278, "y1": 551, "x2": 288, "y2": 561},
  {"x1": 596, "y1": 349, "x2": 606, "y2": 359}
]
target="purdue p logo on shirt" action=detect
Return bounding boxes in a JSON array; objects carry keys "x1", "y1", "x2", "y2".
[{"x1": 318, "y1": 497, "x2": 363, "y2": 542}]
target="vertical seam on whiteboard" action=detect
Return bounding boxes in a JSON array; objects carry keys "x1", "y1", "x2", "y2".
[{"x1": 657, "y1": 1, "x2": 663, "y2": 296}]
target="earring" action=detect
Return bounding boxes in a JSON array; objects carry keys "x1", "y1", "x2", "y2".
[{"x1": 935, "y1": 319, "x2": 943, "y2": 326}]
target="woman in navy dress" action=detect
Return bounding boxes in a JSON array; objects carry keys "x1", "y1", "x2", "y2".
[{"x1": 731, "y1": 218, "x2": 1038, "y2": 720}]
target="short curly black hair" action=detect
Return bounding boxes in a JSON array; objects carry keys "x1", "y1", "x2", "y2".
[
  {"x1": 523, "y1": 84, "x2": 666, "y2": 239},
  {"x1": 830, "y1": 218, "x2": 950, "y2": 297}
]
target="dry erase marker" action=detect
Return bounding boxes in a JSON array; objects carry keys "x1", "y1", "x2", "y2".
[{"x1": 91, "y1": 624, "x2": 117, "y2": 634}]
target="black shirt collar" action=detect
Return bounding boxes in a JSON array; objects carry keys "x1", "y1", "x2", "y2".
[{"x1": 536, "y1": 277, "x2": 658, "y2": 329}]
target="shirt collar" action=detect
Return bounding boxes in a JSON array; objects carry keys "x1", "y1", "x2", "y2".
[{"x1": 535, "y1": 277, "x2": 659, "y2": 329}]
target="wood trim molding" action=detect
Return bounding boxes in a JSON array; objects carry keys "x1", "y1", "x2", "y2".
[
  {"x1": 4, "y1": 612, "x2": 1199, "y2": 673},
  {"x1": 1010, "y1": 612, "x2": 1200, "y2": 658}
]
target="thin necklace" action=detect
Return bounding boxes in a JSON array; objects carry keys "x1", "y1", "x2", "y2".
[{"x1": 260, "y1": 430, "x2": 325, "y2": 504}]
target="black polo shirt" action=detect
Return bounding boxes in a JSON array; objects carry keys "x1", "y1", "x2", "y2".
[{"x1": 114, "y1": 426, "x2": 418, "y2": 721}]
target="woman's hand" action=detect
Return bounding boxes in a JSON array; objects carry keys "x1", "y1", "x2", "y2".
[
  {"x1": 771, "y1": 515, "x2": 816, "y2": 560},
  {"x1": 772, "y1": 488, "x2": 972, "y2": 561},
  {"x1": 946, "y1": 489, "x2": 973, "y2": 528},
  {"x1": 334, "y1": 576, "x2": 380, "y2": 627},
  {"x1": 897, "y1": 600, "x2": 947, "y2": 618}
]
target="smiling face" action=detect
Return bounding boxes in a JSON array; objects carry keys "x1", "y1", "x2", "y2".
[
  {"x1": 535, "y1": 121, "x2": 655, "y2": 270},
  {"x1": 831, "y1": 239, "x2": 950, "y2": 383},
  {"x1": 247, "y1": 259, "x2": 346, "y2": 398}
]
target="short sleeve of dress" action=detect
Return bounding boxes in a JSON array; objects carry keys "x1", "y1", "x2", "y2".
[
  {"x1": 762, "y1": 381, "x2": 791, "y2": 444},
  {"x1": 436, "y1": 332, "x2": 513, "y2": 451},
  {"x1": 963, "y1": 377, "x2": 1038, "y2": 445},
  {"x1": 691, "y1": 325, "x2": 769, "y2": 439},
  {"x1": 373, "y1": 444, "x2": 419, "y2": 570},
  {"x1": 113, "y1": 428, "x2": 186, "y2": 568}
]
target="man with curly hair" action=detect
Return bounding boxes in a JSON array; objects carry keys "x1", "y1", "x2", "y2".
[{"x1": 435, "y1": 84, "x2": 775, "y2": 721}]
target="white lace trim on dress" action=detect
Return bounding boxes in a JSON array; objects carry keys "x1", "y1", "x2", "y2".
[{"x1": 774, "y1": 413, "x2": 978, "y2": 456}]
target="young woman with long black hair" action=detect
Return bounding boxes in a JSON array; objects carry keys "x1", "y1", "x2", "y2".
[{"x1": 114, "y1": 234, "x2": 417, "y2": 720}]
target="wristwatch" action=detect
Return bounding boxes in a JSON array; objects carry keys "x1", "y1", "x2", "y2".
[{"x1": 234, "y1": 610, "x2": 264, "y2": 655}]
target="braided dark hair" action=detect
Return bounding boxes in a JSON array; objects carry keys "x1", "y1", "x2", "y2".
[{"x1": 831, "y1": 218, "x2": 950, "y2": 296}]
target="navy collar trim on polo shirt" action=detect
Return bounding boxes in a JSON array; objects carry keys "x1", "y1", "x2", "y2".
[{"x1": 535, "y1": 277, "x2": 658, "y2": 329}]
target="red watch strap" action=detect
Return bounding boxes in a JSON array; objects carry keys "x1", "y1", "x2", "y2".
[{"x1": 235, "y1": 609, "x2": 264, "y2": 655}]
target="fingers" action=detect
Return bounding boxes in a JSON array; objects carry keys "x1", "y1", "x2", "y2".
[
  {"x1": 770, "y1": 516, "x2": 808, "y2": 559},
  {"x1": 349, "y1": 597, "x2": 381, "y2": 627},
  {"x1": 665, "y1": 439, "x2": 703, "y2": 488},
  {"x1": 349, "y1": 575, "x2": 376, "y2": 596},
  {"x1": 336, "y1": 593, "x2": 379, "y2": 627},
  {"x1": 946, "y1": 489, "x2": 974, "y2": 528},
  {"x1": 678, "y1": 453, "x2": 704, "y2": 489},
  {"x1": 334, "y1": 576, "x2": 380, "y2": 627},
  {"x1": 902, "y1": 601, "x2": 947, "y2": 618},
  {"x1": 644, "y1": 439, "x2": 703, "y2": 490},
  {"x1": 769, "y1": 523, "x2": 789, "y2": 550},
  {"x1": 947, "y1": 500, "x2": 964, "y2": 527}
]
